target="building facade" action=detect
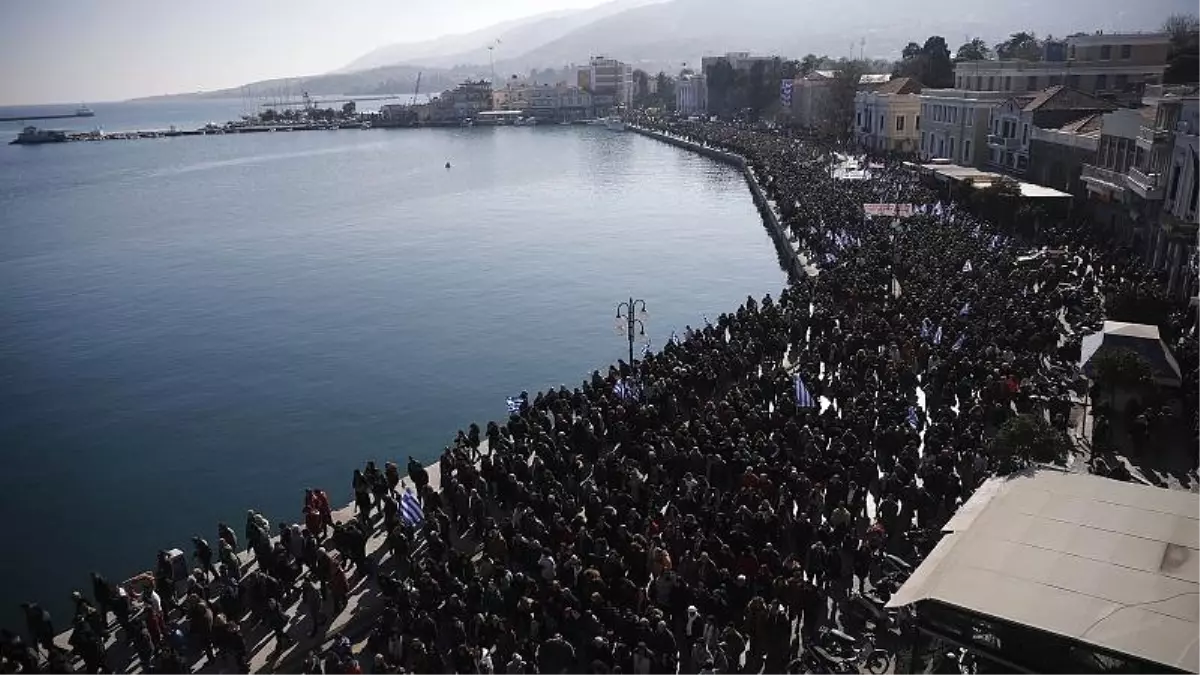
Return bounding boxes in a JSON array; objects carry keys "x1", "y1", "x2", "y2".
[
  {"x1": 919, "y1": 89, "x2": 1009, "y2": 166},
  {"x1": 985, "y1": 86, "x2": 1115, "y2": 175},
  {"x1": 700, "y1": 52, "x2": 776, "y2": 75},
  {"x1": 428, "y1": 80, "x2": 493, "y2": 122},
  {"x1": 854, "y1": 77, "x2": 923, "y2": 153},
  {"x1": 587, "y1": 56, "x2": 633, "y2": 111},
  {"x1": 791, "y1": 70, "x2": 836, "y2": 129},
  {"x1": 676, "y1": 73, "x2": 707, "y2": 115},
  {"x1": 1028, "y1": 113, "x2": 1102, "y2": 194},
  {"x1": 526, "y1": 84, "x2": 594, "y2": 121},
  {"x1": 952, "y1": 32, "x2": 1171, "y2": 104}
]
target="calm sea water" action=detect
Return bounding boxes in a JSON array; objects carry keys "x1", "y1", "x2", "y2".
[{"x1": 0, "y1": 100, "x2": 783, "y2": 628}]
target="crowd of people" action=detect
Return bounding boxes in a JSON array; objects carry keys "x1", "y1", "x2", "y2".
[{"x1": 3, "y1": 116, "x2": 1195, "y2": 675}]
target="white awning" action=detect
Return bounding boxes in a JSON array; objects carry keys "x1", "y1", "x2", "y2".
[{"x1": 888, "y1": 469, "x2": 1199, "y2": 673}]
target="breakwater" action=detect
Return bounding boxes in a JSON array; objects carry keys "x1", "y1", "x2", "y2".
[{"x1": 628, "y1": 125, "x2": 810, "y2": 281}]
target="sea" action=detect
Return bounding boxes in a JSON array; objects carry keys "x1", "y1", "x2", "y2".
[{"x1": 0, "y1": 98, "x2": 785, "y2": 629}]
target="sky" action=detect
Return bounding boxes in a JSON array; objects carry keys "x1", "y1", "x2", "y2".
[{"x1": 0, "y1": 0, "x2": 610, "y2": 105}]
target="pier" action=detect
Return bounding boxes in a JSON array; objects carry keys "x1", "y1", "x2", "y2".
[{"x1": 0, "y1": 112, "x2": 94, "y2": 122}]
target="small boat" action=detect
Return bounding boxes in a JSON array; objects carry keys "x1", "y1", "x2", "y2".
[
  {"x1": 445, "y1": 161, "x2": 452, "y2": 169},
  {"x1": 10, "y1": 126, "x2": 67, "y2": 145},
  {"x1": 76, "y1": 105, "x2": 94, "y2": 118},
  {"x1": 604, "y1": 117, "x2": 626, "y2": 132}
]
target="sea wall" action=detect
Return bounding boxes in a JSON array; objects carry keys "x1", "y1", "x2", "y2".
[{"x1": 629, "y1": 125, "x2": 807, "y2": 282}]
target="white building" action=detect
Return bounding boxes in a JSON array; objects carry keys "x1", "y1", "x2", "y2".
[
  {"x1": 676, "y1": 73, "x2": 707, "y2": 115},
  {"x1": 854, "y1": 77, "x2": 923, "y2": 152},
  {"x1": 919, "y1": 89, "x2": 1010, "y2": 167}
]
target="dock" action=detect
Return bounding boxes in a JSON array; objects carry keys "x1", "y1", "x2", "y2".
[{"x1": 0, "y1": 112, "x2": 94, "y2": 122}]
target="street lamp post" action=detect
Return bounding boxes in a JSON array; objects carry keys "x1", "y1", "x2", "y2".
[{"x1": 615, "y1": 297, "x2": 648, "y2": 366}]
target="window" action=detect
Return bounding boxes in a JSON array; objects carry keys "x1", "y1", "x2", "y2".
[
  {"x1": 1100, "y1": 45, "x2": 1111, "y2": 60},
  {"x1": 879, "y1": 114, "x2": 884, "y2": 131},
  {"x1": 938, "y1": 138, "x2": 944, "y2": 156},
  {"x1": 857, "y1": 111, "x2": 862, "y2": 127},
  {"x1": 922, "y1": 132, "x2": 927, "y2": 150},
  {"x1": 964, "y1": 139, "x2": 972, "y2": 163},
  {"x1": 975, "y1": 76, "x2": 982, "y2": 90},
  {"x1": 1067, "y1": 74, "x2": 1079, "y2": 89},
  {"x1": 1096, "y1": 74, "x2": 1108, "y2": 91},
  {"x1": 1004, "y1": 76, "x2": 1012, "y2": 90},
  {"x1": 1018, "y1": 155, "x2": 1028, "y2": 170},
  {"x1": 916, "y1": 115, "x2": 921, "y2": 130},
  {"x1": 1069, "y1": 44, "x2": 1076, "y2": 59},
  {"x1": 1115, "y1": 74, "x2": 1128, "y2": 90},
  {"x1": 1120, "y1": 44, "x2": 1131, "y2": 59},
  {"x1": 949, "y1": 137, "x2": 955, "y2": 158},
  {"x1": 896, "y1": 115, "x2": 905, "y2": 131},
  {"x1": 1170, "y1": 164, "x2": 1182, "y2": 200},
  {"x1": 956, "y1": 76, "x2": 963, "y2": 88},
  {"x1": 1027, "y1": 75, "x2": 1038, "y2": 90},
  {"x1": 987, "y1": 76, "x2": 995, "y2": 90},
  {"x1": 1022, "y1": 123, "x2": 1028, "y2": 144}
]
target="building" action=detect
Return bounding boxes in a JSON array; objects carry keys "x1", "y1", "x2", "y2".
[
  {"x1": 919, "y1": 89, "x2": 1010, "y2": 166},
  {"x1": 790, "y1": 70, "x2": 837, "y2": 129},
  {"x1": 700, "y1": 52, "x2": 776, "y2": 75},
  {"x1": 985, "y1": 86, "x2": 1115, "y2": 175},
  {"x1": 952, "y1": 32, "x2": 1172, "y2": 104},
  {"x1": 676, "y1": 73, "x2": 707, "y2": 115},
  {"x1": 1028, "y1": 113, "x2": 1103, "y2": 194},
  {"x1": 428, "y1": 80, "x2": 493, "y2": 122},
  {"x1": 1141, "y1": 91, "x2": 1199, "y2": 298},
  {"x1": 527, "y1": 84, "x2": 593, "y2": 121},
  {"x1": 887, "y1": 468, "x2": 1198, "y2": 674},
  {"x1": 587, "y1": 56, "x2": 633, "y2": 111},
  {"x1": 854, "y1": 77, "x2": 923, "y2": 152}
]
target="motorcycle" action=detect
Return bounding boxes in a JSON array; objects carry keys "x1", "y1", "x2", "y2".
[{"x1": 806, "y1": 627, "x2": 892, "y2": 674}]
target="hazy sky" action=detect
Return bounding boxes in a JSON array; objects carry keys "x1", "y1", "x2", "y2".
[{"x1": 0, "y1": 0, "x2": 609, "y2": 105}]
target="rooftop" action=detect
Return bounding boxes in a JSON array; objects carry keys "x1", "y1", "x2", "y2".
[
  {"x1": 874, "y1": 76, "x2": 922, "y2": 95},
  {"x1": 888, "y1": 469, "x2": 1199, "y2": 673},
  {"x1": 1022, "y1": 85, "x2": 1117, "y2": 113},
  {"x1": 1058, "y1": 113, "x2": 1105, "y2": 135}
]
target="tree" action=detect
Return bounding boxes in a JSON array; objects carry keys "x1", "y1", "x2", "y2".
[
  {"x1": 955, "y1": 38, "x2": 992, "y2": 62},
  {"x1": 969, "y1": 179, "x2": 1022, "y2": 227},
  {"x1": 995, "y1": 31, "x2": 1043, "y2": 60},
  {"x1": 1163, "y1": 14, "x2": 1200, "y2": 84},
  {"x1": 1091, "y1": 348, "x2": 1157, "y2": 412},
  {"x1": 892, "y1": 37, "x2": 953, "y2": 88},
  {"x1": 1107, "y1": 287, "x2": 1173, "y2": 333},
  {"x1": 988, "y1": 413, "x2": 1071, "y2": 471},
  {"x1": 342, "y1": 101, "x2": 356, "y2": 117},
  {"x1": 821, "y1": 59, "x2": 870, "y2": 140},
  {"x1": 799, "y1": 54, "x2": 823, "y2": 76},
  {"x1": 655, "y1": 72, "x2": 676, "y2": 111}
]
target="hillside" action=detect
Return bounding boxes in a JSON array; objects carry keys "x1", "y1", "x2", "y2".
[
  {"x1": 341, "y1": 0, "x2": 667, "y2": 72},
  {"x1": 500, "y1": 0, "x2": 1195, "y2": 72}
]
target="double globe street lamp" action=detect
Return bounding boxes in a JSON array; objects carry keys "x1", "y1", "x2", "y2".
[{"x1": 614, "y1": 297, "x2": 649, "y2": 367}]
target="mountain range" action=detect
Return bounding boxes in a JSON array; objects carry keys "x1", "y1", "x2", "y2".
[{"x1": 148, "y1": 0, "x2": 1193, "y2": 101}]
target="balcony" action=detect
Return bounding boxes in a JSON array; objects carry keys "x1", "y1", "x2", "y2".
[
  {"x1": 1081, "y1": 164, "x2": 1128, "y2": 196},
  {"x1": 987, "y1": 134, "x2": 1021, "y2": 149},
  {"x1": 1136, "y1": 125, "x2": 1170, "y2": 149},
  {"x1": 1126, "y1": 167, "x2": 1165, "y2": 200}
]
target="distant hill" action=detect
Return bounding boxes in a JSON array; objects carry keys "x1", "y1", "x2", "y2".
[
  {"x1": 497, "y1": 0, "x2": 1196, "y2": 73},
  {"x1": 341, "y1": 0, "x2": 667, "y2": 72}
]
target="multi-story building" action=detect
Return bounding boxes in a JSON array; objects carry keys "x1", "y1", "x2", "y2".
[
  {"x1": 984, "y1": 86, "x2": 1115, "y2": 175},
  {"x1": 676, "y1": 73, "x2": 707, "y2": 115},
  {"x1": 919, "y1": 89, "x2": 1009, "y2": 166},
  {"x1": 527, "y1": 84, "x2": 594, "y2": 121},
  {"x1": 1152, "y1": 96, "x2": 1200, "y2": 295},
  {"x1": 791, "y1": 70, "x2": 837, "y2": 129},
  {"x1": 952, "y1": 32, "x2": 1171, "y2": 104},
  {"x1": 428, "y1": 80, "x2": 494, "y2": 122},
  {"x1": 700, "y1": 52, "x2": 776, "y2": 75},
  {"x1": 854, "y1": 77, "x2": 923, "y2": 153},
  {"x1": 587, "y1": 56, "x2": 633, "y2": 111},
  {"x1": 1028, "y1": 113, "x2": 1103, "y2": 194}
]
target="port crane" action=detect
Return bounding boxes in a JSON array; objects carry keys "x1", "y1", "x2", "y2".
[{"x1": 412, "y1": 72, "x2": 422, "y2": 105}]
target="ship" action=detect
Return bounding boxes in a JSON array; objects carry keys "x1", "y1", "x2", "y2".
[
  {"x1": 10, "y1": 126, "x2": 68, "y2": 145},
  {"x1": 76, "y1": 105, "x2": 94, "y2": 117}
]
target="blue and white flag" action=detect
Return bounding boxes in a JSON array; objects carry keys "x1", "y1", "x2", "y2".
[
  {"x1": 959, "y1": 302, "x2": 971, "y2": 317},
  {"x1": 669, "y1": 330, "x2": 682, "y2": 346},
  {"x1": 613, "y1": 378, "x2": 641, "y2": 402},
  {"x1": 920, "y1": 318, "x2": 932, "y2": 340},
  {"x1": 933, "y1": 325, "x2": 943, "y2": 345},
  {"x1": 825, "y1": 252, "x2": 837, "y2": 264},
  {"x1": 400, "y1": 488, "x2": 423, "y2": 526},
  {"x1": 794, "y1": 374, "x2": 817, "y2": 408},
  {"x1": 780, "y1": 79, "x2": 794, "y2": 107},
  {"x1": 962, "y1": 260, "x2": 973, "y2": 273},
  {"x1": 642, "y1": 340, "x2": 652, "y2": 357},
  {"x1": 907, "y1": 406, "x2": 920, "y2": 429},
  {"x1": 505, "y1": 396, "x2": 523, "y2": 414},
  {"x1": 990, "y1": 234, "x2": 1001, "y2": 251},
  {"x1": 952, "y1": 334, "x2": 966, "y2": 351}
]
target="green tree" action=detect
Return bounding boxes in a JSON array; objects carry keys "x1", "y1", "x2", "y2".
[
  {"x1": 955, "y1": 38, "x2": 992, "y2": 62},
  {"x1": 799, "y1": 54, "x2": 824, "y2": 76},
  {"x1": 995, "y1": 31, "x2": 1043, "y2": 60},
  {"x1": 821, "y1": 59, "x2": 870, "y2": 140},
  {"x1": 342, "y1": 100, "x2": 356, "y2": 117},
  {"x1": 632, "y1": 69, "x2": 649, "y2": 103},
  {"x1": 1107, "y1": 287, "x2": 1172, "y2": 329},
  {"x1": 893, "y1": 37, "x2": 953, "y2": 87},
  {"x1": 988, "y1": 413, "x2": 1071, "y2": 471},
  {"x1": 654, "y1": 72, "x2": 676, "y2": 111},
  {"x1": 1091, "y1": 348, "x2": 1157, "y2": 411}
]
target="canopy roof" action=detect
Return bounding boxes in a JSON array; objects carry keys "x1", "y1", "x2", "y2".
[
  {"x1": 1080, "y1": 320, "x2": 1182, "y2": 387},
  {"x1": 888, "y1": 470, "x2": 1199, "y2": 673}
]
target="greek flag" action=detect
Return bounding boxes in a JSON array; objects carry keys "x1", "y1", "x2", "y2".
[
  {"x1": 907, "y1": 407, "x2": 920, "y2": 429},
  {"x1": 962, "y1": 260, "x2": 973, "y2": 273},
  {"x1": 952, "y1": 334, "x2": 966, "y2": 351},
  {"x1": 990, "y1": 234, "x2": 1001, "y2": 251},
  {"x1": 506, "y1": 396, "x2": 522, "y2": 414},
  {"x1": 642, "y1": 340, "x2": 652, "y2": 357},
  {"x1": 400, "y1": 488, "x2": 423, "y2": 526},
  {"x1": 959, "y1": 302, "x2": 971, "y2": 317},
  {"x1": 795, "y1": 375, "x2": 817, "y2": 408},
  {"x1": 920, "y1": 318, "x2": 932, "y2": 340},
  {"x1": 669, "y1": 330, "x2": 682, "y2": 346},
  {"x1": 613, "y1": 378, "x2": 641, "y2": 402},
  {"x1": 933, "y1": 325, "x2": 943, "y2": 345}
]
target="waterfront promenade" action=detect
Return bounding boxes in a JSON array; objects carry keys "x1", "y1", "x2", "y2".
[{"x1": 13, "y1": 117, "x2": 1195, "y2": 675}]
